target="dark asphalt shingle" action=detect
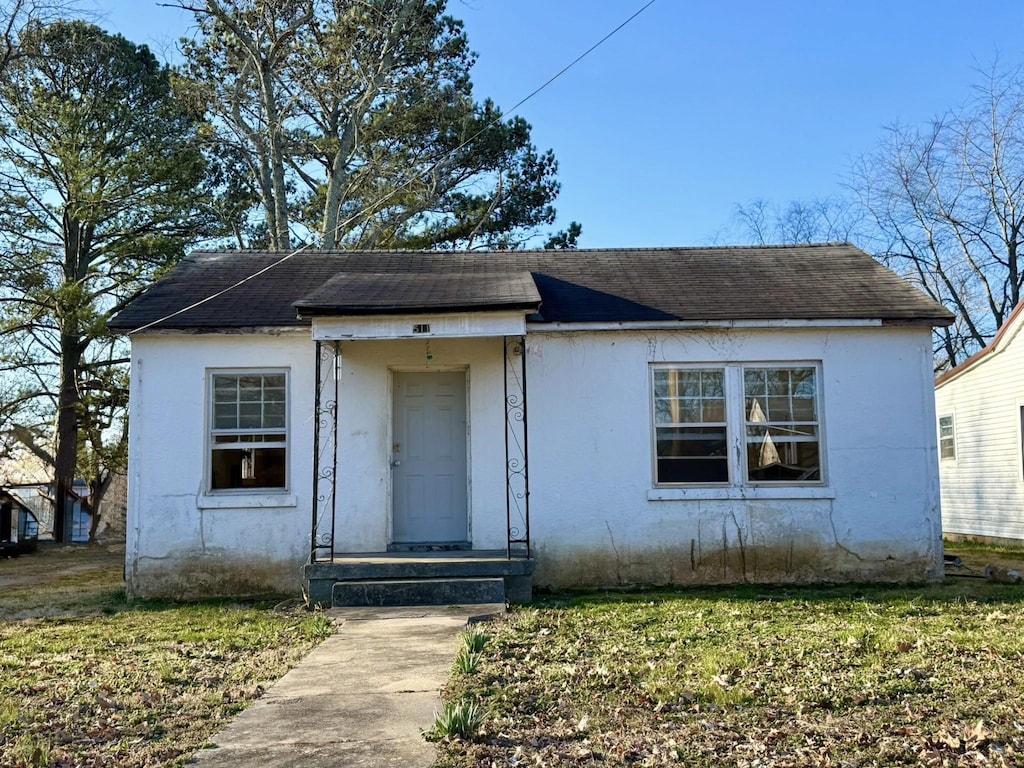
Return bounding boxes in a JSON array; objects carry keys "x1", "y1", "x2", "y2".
[
  {"x1": 107, "y1": 244, "x2": 954, "y2": 331},
  {"x1": 293, "y1": 271, "x2": 541, "y2": 315}
]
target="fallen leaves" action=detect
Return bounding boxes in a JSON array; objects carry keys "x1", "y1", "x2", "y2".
[{"x1": 436, "y1": 583, "x2": 1024, "y2": 767}]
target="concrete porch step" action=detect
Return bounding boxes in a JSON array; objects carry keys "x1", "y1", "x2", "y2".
[
  {"x1": 302, "y1": 551, "x2": 535, "y2": 607},
  {"x1": 332, "y1": 577, "x2": 506, "y2": 607}
]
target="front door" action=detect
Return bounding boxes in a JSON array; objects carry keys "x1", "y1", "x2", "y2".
[{"x1": 392, "y1": 370, "x2": 468, "y2": 544}]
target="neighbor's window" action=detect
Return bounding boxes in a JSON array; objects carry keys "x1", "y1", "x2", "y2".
[
  {"x1": 938, "y1": 414, "x2": 956, "y2": 460},
  {"x1": 652, "y1": 362, "x2": 824, "y2": 486},
  {"x1": 653, "y1": 367, "x2": 729, "y2": 483},
  {"x1": 210, "y1": 372, "x2": 287, "y2": 491},
  {"x1": 743, "y1": 367, "x2": 821, "y2": 482}
]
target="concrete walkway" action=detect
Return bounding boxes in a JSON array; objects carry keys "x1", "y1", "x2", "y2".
[{"x1": 186, "y1": 604, "x2": 503, "y2": 768}]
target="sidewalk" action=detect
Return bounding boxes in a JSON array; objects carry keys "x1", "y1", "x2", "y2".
[{"x1": 186, "y1": 604, "x2": 502, "y2": 768}]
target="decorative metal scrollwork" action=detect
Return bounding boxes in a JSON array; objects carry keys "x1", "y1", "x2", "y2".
[
  {"x1": 310, "y1": 340, "x2": 340, "y2": 562},
  {"x1": 504, "y1": 335, "x2": 530, "y2": 558}
]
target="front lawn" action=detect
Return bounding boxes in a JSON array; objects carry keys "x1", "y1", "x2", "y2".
[
  {"x1": 438, "y1": 576, "x2": 1024, "y2": 766},
  {"x1": 0, "y1": 547, "x2": 331, "y2": 768}
]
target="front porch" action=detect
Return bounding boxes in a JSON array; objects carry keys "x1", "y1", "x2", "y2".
[
  {"x1": 302, "y1": 304, "x2": 536, "y2": 606},
  {"x1": 303, "y1": 550, "x2": 536, "y2": 607}
]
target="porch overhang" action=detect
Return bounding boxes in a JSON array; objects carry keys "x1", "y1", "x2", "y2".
[
  {"x1": 295, "y1": 270, "x2": 541, "y2": 341},
  {"x1": 310, "y1": 309, "x2": 530, "y2": 341}
]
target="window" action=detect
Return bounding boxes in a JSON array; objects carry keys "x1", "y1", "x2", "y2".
[
  {"x1": 653, "y1": 368, "x2": 729, "y2": 483},
  {"x1": 652, "y1": 363, "x2": 824, "y2": 486},
  {"x1": 209, "y1": 372, "x2": 287, "y2": 491},
  {"x1": 743, "y1": 367, "x2": 821, "y2": 482},
  {"x1": 938, "y1": 414, "x2": 956, "y2": 460}
]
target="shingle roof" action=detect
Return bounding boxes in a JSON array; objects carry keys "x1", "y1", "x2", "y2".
[
  {"x1": 107, "y1": 243, "x2": 954, "y2": 331},
  {"x1": 293, "y1": 271, "x2": 541, "y2": 315}
]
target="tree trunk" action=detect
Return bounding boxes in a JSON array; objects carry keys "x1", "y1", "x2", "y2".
[{"x1": 52, "y1": 332, "x2": 79, "y2": 543}]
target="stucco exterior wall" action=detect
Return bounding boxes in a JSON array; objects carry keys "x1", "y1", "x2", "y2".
[
  {"x1": 126, "y1": 332, "x2": 509, "y2": 598},
  {"x1": 330, "y1": 336, "x2": 509, "y2": 552},
  {"x1": 125, "y1": 332, "x2": 315, "y2": 597},
  {"x1": 127, "y1": 323, "x2": 943, "y2": 597},
  {"x1": 525, "y1": 326, "x2": 943, "y2": 586},
  {"x1": 935, "y1": 319, "x2": 1024, "y2": 543}
]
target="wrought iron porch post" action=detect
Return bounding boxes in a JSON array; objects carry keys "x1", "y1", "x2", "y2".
[
  {"x1": 310, "y1": 340, "x2": 340, "y2": 562},
  {"x1": 504, "y1": 335, "x2": 530, "y2": 558}
]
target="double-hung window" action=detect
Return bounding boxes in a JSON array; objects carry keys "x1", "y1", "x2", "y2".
[
  {"x1": 743, "y1": 367, "x2": 821, "y2": 482},
  {"x1": 652, "y1": 363, "x2": 823, "y2": 486},
  {"x1": 653, "y1": 368, "x2": 729, "y2": 483},
  {"x1": 209, "y1": 371, "x2": 288, "y2": 491},
  {"x1": 938, "y1": 414, "x2": 956, "y2": 460}
]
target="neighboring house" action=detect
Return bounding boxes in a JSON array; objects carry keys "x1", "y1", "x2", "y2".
[
  {"x1": 109, "y1": 244, "x2": 953, "y2": 603},
  {"x1": 0, "y1": 488, "x2": 39, "y2": 555},
  {"x1": 934, "y1": 301, "x2": 1024, "y2": 546},
  {"x1": 5, "y1": 483, "x2": 92, "y2": 543}
]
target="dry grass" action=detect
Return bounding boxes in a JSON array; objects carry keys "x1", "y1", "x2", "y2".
[
  {"x1": 0, "y1": 544, "x2": 331, "y2": 768},
  {"x1": 438, "y1": 550, "x2": 1024, "y2": 767}
]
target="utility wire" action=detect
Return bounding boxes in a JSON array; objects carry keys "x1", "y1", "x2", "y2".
[{"x1": 128, "y1": 0, "x2": 659, "y2": 335}]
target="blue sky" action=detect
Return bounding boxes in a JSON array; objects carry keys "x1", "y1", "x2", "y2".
[{"x1": 91, "y1": 0, "x2": 1024, "y2": 248}]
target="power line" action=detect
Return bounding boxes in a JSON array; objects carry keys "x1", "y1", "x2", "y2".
[{"x1": 128, "y1": 0, "x2": 659, "y2": 335}]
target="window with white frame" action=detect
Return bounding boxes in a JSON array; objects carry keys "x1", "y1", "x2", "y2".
[
  {"x1": 938, "y1": 414, "x2": 956, "y2": 460},
  {"x1": 209, "y1": 371, "x2": 287, "y2": 491},
  {"x1": 653, "y1": 368, "x2": 729, "y2": 483},
  {"x1": 652, "y1": 363, "x2": 824, "y2": 486}
]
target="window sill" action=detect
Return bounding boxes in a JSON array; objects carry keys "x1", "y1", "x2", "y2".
[
  {"x1": 197, "y1": 493, "x2": 297, "y2": 509},
  {"x1": 648, "y1": 486, "x2": 836, "y2": 501}
]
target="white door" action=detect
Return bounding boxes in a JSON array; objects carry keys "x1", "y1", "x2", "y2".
[{"x1": 392, "y1": 371, "x2": 468, "y2": 544}]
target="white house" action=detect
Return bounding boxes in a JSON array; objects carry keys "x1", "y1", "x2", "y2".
[
  {"x1": 934, "y1": 301, "x2": 1024, "y2": 545},
  {"x1": 109, "y1": 244, "x2": 953, "y2": 604}
]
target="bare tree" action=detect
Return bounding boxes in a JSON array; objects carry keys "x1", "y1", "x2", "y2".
[
  {"x1": 731, "y1": 196, "x2": 863, "y2": 246},
  {"x1": 853, "y1": 64, "x2": 1024, "y2": 370}
]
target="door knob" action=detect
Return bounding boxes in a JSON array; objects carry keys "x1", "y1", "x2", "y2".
[{"x1": 391, "y1": 459, "x2": 401, "y2": 467}]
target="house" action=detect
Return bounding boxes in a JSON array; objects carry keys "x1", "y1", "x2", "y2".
[
  {"x1": 934, "y1": 301, "x2": 1024, "y2": 546},
  {"x1": 108, "y1": 243, "x2": 953, "y2": 604},
  {"x1": 3, "y1": 483, "x2": 92, "y2": 544},
  {"x1": 0, "y1": 488, "x2": 39, "y2": 555}
]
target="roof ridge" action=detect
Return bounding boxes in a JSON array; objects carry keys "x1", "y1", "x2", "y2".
[{"x1": 189, "y1": 242, "x2": 854, "y2": 257}]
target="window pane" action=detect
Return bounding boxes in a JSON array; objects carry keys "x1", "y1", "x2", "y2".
[
  {"x1": 744, "y1": 369, "x2": 766, "y2": 397},
  {"x1": 238, "y1": 376, "x2": 263, "y2": 401},
  {"x1": 264, "y1": 402, "x2": 286, "y2": 428},
  {"x1": 678, "y1": 371, "x2": 702, "y2": 397},
  {"x1": 766, "y1": 369, "x2": 789, "y2": 396},
  {"x1": 701, "y1": 370, "x2": 724, "y2": 398},
  {"x1": 676, "y1": 398, "x2": 700, "y2": 422},
  {"x1": 653, "y1": 370, "x2": 671, "y2": 398},
  {"x1": 213, "y1": 403, "x2": 237, "y2": 430},
  {"x1": 792, "y1": 395, "x2": 816, "y2": 421},
  {"x1": 767, "y1": 396, "x2": 792, "y2": 421},
  {"x1": 701, "y1": 398, "x2": 725, "y2": 422},
  {"x1": 654, "y1": 398, "x2": 674, "y2": 423},
  {"x1": 211, "y1": 447, "x2": 286, "y2": 490},
  {"x1": 656, "y1": 426, "x2": 729, "y2": 483}
]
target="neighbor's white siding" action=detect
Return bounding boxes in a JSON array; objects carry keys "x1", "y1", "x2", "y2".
[
  {"x1": 525, "y1": 325, "x2": 943, "y2": 586},
  {"x1": 935, "y1": 317, "x2": 1024, "y2": 543}
]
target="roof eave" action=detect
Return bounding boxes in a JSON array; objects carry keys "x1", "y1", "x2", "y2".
[{"x1": 294, "y1": 300, "x2": 542, "y2": 319}]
